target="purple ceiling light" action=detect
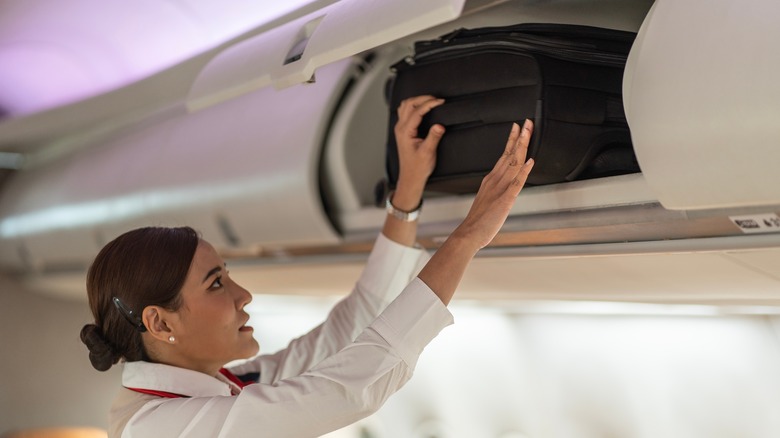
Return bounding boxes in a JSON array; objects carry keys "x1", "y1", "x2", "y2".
[{"x1": 0, "y1": 0, "x2": 318, "y2": 118}]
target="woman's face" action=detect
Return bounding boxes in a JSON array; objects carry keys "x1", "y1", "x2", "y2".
[{"x1": 169, "y1": 239, "x2": 259, "y2": 374}]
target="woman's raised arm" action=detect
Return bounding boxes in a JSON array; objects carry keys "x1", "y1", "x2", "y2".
[{"x1": 419, "y1": 119, "x2": 534, "y2": 305}]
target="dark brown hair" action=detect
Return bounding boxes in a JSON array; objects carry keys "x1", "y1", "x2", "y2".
[{"x1": 80, "y1": 226, "x2": 199, "y2": 371}]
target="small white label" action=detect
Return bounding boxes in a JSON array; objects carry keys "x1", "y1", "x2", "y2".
[{"x1": 729, "y1": 213, "x2": 780, "y2": 234}]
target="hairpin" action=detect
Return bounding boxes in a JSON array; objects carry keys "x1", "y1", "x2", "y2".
[{"x1": 112, "y1": 296, "x2": 147, "y2": 332}]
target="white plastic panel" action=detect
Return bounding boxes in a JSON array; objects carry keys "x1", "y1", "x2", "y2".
[
  {"x1": 624, "y1": 0, "x2": 780, "y2": 210},
  {"x1": 21, "y1": 233, "x2": 780, "y2": 304},
  {"x1": 187, "y1": 0, "x2": 465, "y2": 110},
  {"x1": 224, "y1": 237, "x2": 780, "y2": 305},
  {"x1": 0, "y1": 60, "x2": 355, "y2": 270}
]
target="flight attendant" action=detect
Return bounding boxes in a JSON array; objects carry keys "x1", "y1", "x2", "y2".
[{"x1": 80, "y1": 96, "x2": 535, "y2": 437}]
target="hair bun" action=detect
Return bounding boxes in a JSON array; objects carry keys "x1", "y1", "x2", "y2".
[{"x1": 80, "y1": 324, "x2": 121, "y2": 371}]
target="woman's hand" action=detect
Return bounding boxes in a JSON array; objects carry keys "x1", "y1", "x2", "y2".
[
  {"x1": 382, "y1": 96, "x2": 446, "y2": 247},
  {"x1": 418, "y1": 120, "x2": 534, "y2": 305},
  {"x1": 452, "y1": 120, "x2": 535, "y2": 250},
  {"x1": 391, "y1": 95, "x2": 446, "y2": 211}
]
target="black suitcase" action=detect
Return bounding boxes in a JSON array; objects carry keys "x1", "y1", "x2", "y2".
[{"x1": 385, "y1": 24, "x2": 640, "y2": 195}]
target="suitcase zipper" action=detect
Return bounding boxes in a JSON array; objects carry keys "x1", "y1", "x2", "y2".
[
  {"x1": 436, "y1": 24, "x2": 635, "y2": 42},
  {"x1": 411, "y1": 38, "x2": 628, "y2": 68}
]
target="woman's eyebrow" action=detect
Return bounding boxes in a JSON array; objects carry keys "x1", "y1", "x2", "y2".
[{"x1": 201, "y1": 263, "x2": 226, "y2": 284}]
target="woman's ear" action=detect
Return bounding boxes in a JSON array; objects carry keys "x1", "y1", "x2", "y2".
[{"x1": 142, "y1": 306, "x2": 175, "y2": 343}]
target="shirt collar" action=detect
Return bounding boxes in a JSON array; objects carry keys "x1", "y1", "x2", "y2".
[{"x1": 122, "y1": 361, "x2": 239, "y2": 397}]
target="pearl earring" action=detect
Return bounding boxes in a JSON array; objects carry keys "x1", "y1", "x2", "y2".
[{"x1": 168, "y1": 335, "x2": 175, "y2": 343}]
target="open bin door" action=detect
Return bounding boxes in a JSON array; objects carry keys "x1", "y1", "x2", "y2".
[
  {"x1": 187, "y1": 0, "x2": 466, "y2": 111},
  {"x1": 623, "y1": 0, "x2": 780, "y2": 211}
]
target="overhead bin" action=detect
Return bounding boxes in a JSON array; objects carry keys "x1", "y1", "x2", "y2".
[
  {"x1": 187, "y1": 0, "x2": 466, "y2": 110},
  {"x1": 0, "y1": 60, "x2": 358, "y2": 272},
  {"x1": 321, "y1": 0, "x2": 779, "y2": 248},
  {"x1": 1, "y1": 0, "x2": 660, "y2": 274},
  {"x1": 623, "y1": 0, "x2": 780, "y2": 210}
]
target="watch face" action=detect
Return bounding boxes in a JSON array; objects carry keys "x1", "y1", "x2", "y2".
[{"x1": 386, "y1": 193, "x2": 421, "y2": 222}]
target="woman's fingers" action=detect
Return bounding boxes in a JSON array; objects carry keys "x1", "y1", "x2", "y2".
[
  {"x1": 396, "y1": 96, "x2": 445, "y2": 139},
  {"x1": 517, "y1": 119, "x2": 533, "y2": 163},
  {"x1": 491, "y1": 119, "x2": 533, "y2": 189},
  {"x1": 419, "y1": 124, "x2": 445, "y2": 152},
  {"x1": 397, "y1": 95, "x2": 439, "y2": 118},
  {"x1": 494, "y1": 120, "x2": 531, "y2": 168},
  {"x1": 506, "y1": 158, "x2": 535, "y2": 197},
  {"x1": 492, "y1": 123, "x2": 521, "y2": 175}
]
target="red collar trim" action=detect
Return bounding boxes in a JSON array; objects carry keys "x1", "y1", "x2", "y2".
[
  {"x1": 219, "y1": 368, "x2": 253, "y2": 389},
  {"x1": 125, "y1": 387, "x2": 189, "y2": 399},
  {"x1": 125, "y1": 368, "x2": 253, "y2": 399}
]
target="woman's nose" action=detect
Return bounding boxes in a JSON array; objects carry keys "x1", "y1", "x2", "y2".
[{"x1": 234, "y1": 282, "x2": 252, "y2": 308}]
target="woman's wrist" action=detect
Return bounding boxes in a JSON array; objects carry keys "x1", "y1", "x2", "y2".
[
  {"x1": 446, "y1": 227, "x2": 484, "y2": 256},
  {"x1": 392, "y1": 179, "x2": 425, "y2": 212},
  {"x1": 386, "y1": 192, "x2": 421, "y2": 222},
  {"x1": 382, "y1": 185, "x2": 423, "y2": 247}
]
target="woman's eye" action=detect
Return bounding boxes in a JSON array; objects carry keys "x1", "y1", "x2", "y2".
[{"x1": 210, "y1": 276, "x2": 224, "y2": 289}]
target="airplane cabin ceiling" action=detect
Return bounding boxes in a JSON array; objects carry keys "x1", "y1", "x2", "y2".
[{"x1": 0, "y1": 0, "x2": 326, "y2": 118}]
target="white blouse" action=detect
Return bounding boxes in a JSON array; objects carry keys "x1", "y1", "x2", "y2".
[{"x1": 110, "y1": 234, "x2": 454, "y2": 438}]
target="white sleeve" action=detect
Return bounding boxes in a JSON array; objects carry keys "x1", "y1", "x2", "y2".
[
  {"x1": 229, "y1": 233, "x2": 431, "y2": 383},
  {"x1": 122, "y1": 279, "x2": 453, "y2": 438}
]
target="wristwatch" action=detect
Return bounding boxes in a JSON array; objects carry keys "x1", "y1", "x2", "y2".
[{"x1": 385, "y1": 191, "x2": 422, "y2": 222}]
